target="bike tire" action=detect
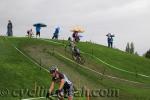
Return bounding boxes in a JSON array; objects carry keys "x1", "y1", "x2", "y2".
[
  {"x1": 78, "y1": 55, "x2": 85, "y2": 64},
  {"x1": 72, "y1": 53, "x2": 76, "y2": 61}
]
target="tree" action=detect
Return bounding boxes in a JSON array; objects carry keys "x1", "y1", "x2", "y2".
[
  {"x1": 130, "y1": 42, "x2": 134, "y2": 54},
  {"x1": 125, "y1": 42, "x2": 130, "y2": 53},
  {"x1": 125, "y1": 42, "x2": 135, "y2": 54},
  {"x1": 144, "y1": 49, "x2": 150, "y2": 59},
  {"x1": 134, "y1": 52, "x2": 139, "y2": 56}
]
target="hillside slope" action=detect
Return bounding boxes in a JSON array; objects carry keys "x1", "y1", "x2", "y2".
[{"x1": 0, "y1": 37, "x2": 150, "y2": 100}]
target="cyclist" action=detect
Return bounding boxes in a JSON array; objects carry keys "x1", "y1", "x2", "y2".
[
  {"x1": 73, "y1": 46, "x2": 80, "y2": 58},
  {"x1": 66, "y1": 37, "x2": 76, "y2": 52},
  {"x1": 46, "y1": 65, "x2": 73, "y2": 100}
]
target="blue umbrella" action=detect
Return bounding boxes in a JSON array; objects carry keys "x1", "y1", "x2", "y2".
[
  {"x1": 78, "y1": 35, "x2": 83, "y2": 38},
  {"x1": 33, "y1": 23, "x2": 47, "y2": 27}
]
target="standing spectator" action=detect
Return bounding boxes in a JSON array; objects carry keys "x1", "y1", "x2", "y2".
[
  {"x1": 33, "y1": 23, "x2": 47, "y2": 38},
  {"x1": 35, "y1": 26, "x2": 41, "y2": 38},
  {"x1": 52, "y1": 27, "x2": 60, "y2": 39},
  {"x1": 106, "y1": 33, "x2": 115, "y2": 48},
  {"x1": 7, "y1": 20, "x2": 13, "y2": 36},
  {"x1": 27, "y1": 29, "x2": 33, "y2": 38},
  {"x1": 72, "y1": 31, "x2": 80, "y2": 42}
]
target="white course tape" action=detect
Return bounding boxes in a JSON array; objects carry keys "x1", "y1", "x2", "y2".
[
  {"x1": 83, "y1": 52, "x2": 150, "y2": 78},
  {"x1": 55, "y1": 51, "x2": 143, "y2": 84},
  {"x1": 2, "y1": 37, "x2": 149, "y2": 100},
  {"x1": 3, "y1": 37, "x2": 146, "y2": 85},
  {"x1": 14, "y1": 45, "x2": 49, "y2": 73},
  {"x1": 13, "y1": 40, "x2": 144, "y2": 84},
  {"x1": 41, "y1": 39, "x2": 150, "y2": 78},
  {"x1": 21, "y1": 97, "x2": 45, "y2": 100},
  {"x1": 4, "y1": 37, "x2": 49, "y2": 73}
]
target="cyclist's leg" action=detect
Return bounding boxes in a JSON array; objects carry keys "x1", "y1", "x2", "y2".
[
  {"x1": 67, "y1": 84, "x2": 74, "y2": 100},
  {"x1": 76, "y1": 53, "x2": 81, "y2": 62},
  {"x1": 72, "y1": 52, "x2": 76, "y2": 60},
  {"x1": 58, "y1": 89, "x2": 64, "y2": 100},
  {"x1": 78, "y1": 54, "x2": 81, "y2": 60},
  {"x1": 77, "y1": 54, "x2": 85, "y2": 64},
  {"x1": 74, "y1": 53, "x2": 78, "y2": 61},
  {"x1": 68, "y1": 96, "x2": 73, "y2": 100}
]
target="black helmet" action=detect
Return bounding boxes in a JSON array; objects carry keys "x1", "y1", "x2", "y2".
[{"x1": 49, "y1": 65, "x2": 58, "y2": 73}]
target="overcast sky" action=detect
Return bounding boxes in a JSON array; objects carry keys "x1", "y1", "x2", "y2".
[{"x1": 0, "y1": 0, "x2": 150, "y2": 55}]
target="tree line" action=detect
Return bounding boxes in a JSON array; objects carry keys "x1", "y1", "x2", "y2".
[{"x1": 125, "y1": 42, "x2": 150, "y2": 59}]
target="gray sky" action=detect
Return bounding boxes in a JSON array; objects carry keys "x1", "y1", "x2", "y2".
[{"x1": 0, "y1": 0, "x2": 150, "y2": 55}]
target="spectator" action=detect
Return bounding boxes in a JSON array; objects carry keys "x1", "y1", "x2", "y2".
[
  {"x1": 52, "y1": 27, "x2": 60, "y2": 39},
  {"x1": 72, "y1": 31, "x2": 80, "y2": 42},
  {"x1": 106, "y1": 33, "x2": 115, "y2": 48},
  {"x1": 7, "y1": 20, "x2": 13, "y2": 36},
  {"x1": 27, "y1": 29, "x2": 33, "y2": 38},
  {"x1": 35, "y1": 26, "x2": 41, "y2": 38}
]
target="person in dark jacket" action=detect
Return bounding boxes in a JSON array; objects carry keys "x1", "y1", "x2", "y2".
[
  {"x1": 106, "y1": 33, "x2": 115, "y2": 48},
  {"x1": 52, "y1": 27, "x2": 60, "y2": 39},
  {"x1": 72, "y1": 31, "x2": 80, "y2": 42},
  {"x1": 7, "y1": 20, "x2": 13, "y2": 36}
]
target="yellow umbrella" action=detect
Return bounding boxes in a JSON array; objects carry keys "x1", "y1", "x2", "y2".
[{"x1": 70, "y1": 26, "x2": 84, "y2": 33}]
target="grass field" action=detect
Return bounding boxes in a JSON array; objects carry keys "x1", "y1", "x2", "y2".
[{"x1": 0, "y1": 36, "x2": 150, "y2": 100}]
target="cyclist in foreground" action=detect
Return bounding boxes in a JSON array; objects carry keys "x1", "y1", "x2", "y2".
[{"x1": 46, "y1": 65, "x2": 74, "y2": 100}]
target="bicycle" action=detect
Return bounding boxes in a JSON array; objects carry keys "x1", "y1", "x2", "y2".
[
  {"x1": 72, "y1": 52, "x2": 85, "y2": 64},
  {"x1": 47, "y1": 90, "x2": 79, "y2": 100},
  {"x1": 65, "y1": 41, "x2": 76, "y2": 55},
  {"x1": 48, "y1": 94, "x2": 62, "y2": 100},
  {"x1": 46, "y1": 92, "x2": 63, "y2": 100}
]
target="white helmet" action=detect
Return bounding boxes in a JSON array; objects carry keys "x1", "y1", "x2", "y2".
[{"x1": 49, "y1": 65, "x2": 58, "y2": 73}]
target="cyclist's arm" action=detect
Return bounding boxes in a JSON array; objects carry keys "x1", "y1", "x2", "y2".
[
  {"x1": 59, "y1": 79, "x2": 65, "y2": 90},
  {"x1": 49, "y1": 81, "x2": 55, "y2": 94}
]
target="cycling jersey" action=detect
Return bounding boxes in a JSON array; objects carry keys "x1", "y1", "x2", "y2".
[
  {"x1": 52, "y1": 72, "x2": 72, "y2": 87},
  {"x1": 51, "y1": 72, "x2": 73, "y2": 97}
]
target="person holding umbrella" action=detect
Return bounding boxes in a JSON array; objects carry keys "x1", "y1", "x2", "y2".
[
  {"x1": 71, "y1": 26, "x2": 84, "y2": 42},
  {"x1": 106, "y1": 33, "x2": 115, "y2": 48},
  {"x1": 33, "y1": 23, "x2": 47, "y2": 38},
  {"x1": 72, "y1": 31, "x2": 79, "y2": 42},
  {"x1": 36, "y1": 26, "x2": 41, "y2": 38}
]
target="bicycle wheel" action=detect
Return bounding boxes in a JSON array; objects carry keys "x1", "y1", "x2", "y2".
[
  {"x1": 78, "y1": 55, "x2": 85, "y2": 64},
  {"x1": 49, "y1": 95, "x2": 62, "y2": 100},
  {"x1": 72, "y1": 53, "x2": 77, "y2": 61}
]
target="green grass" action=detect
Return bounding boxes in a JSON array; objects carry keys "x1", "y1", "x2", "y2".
[
  {"x1": 0, "y1": 37, "x2": 50, "y2": 100},
  {"x1": 0, "y1": 37, "x2": 150, "y2": 100},
  {"x1": 77, "y1": 42, "x2": 150, "y2": 75},
  {"x1": 43, "y1": 39, "x2": 150, "y2": 83}
]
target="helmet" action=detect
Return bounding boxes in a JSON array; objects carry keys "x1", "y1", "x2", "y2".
[{"x1": 49, "y1": 65, "x2": 58, "y2": 73}]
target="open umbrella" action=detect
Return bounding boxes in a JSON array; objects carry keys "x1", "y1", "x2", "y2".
[
  {"x1": 70, "y1": 26, "x2": 84, "y2": 33},
  {"x1": 33, "y1": 23, "x2": 47, "y2": 27},
  {"x1": 78, "y1": 35, "x2": 83, "y2": 38}
]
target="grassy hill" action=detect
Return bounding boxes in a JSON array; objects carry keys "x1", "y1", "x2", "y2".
[{"x1": 0, "y1": 36, "x2": 150, "y2": 100}]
